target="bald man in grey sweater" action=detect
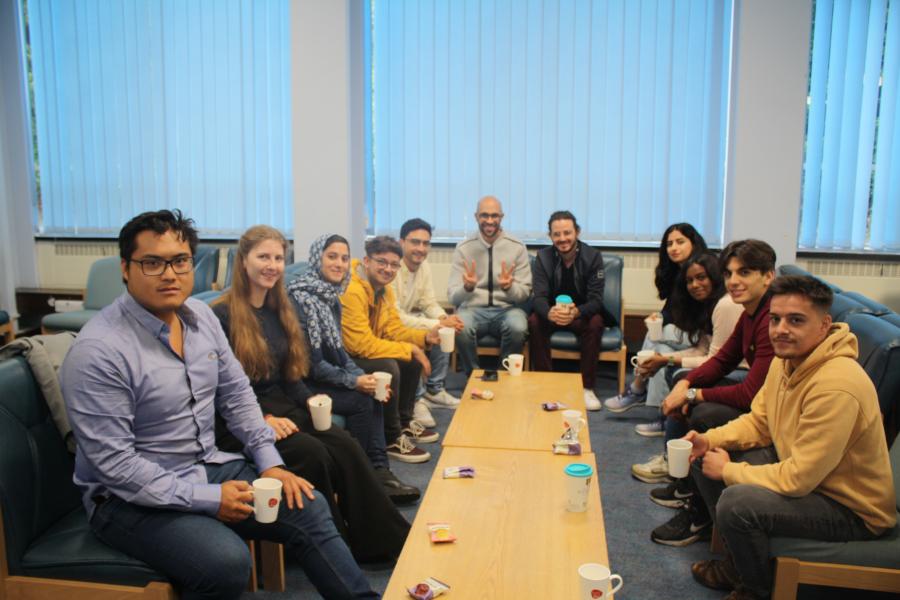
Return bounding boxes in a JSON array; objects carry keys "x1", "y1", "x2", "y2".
[{"x1": 448, "y1": 196, "x2": 532, "y2": 375}]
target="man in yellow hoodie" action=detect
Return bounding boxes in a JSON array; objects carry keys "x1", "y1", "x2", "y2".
[
  {"x1": 341, "y1": 236, "x2": 441, "y2": 463},
  {"x1": 682, "y1": 275, "x2": 896, "y2": 600}
]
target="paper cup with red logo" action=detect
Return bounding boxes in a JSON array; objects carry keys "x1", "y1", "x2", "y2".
[
  {"x1": 578, "y1": 563, "x2": 623, "y2": 599},
  {"x1": 252, "y1": 477, "x2": 283, "y2": 523}
]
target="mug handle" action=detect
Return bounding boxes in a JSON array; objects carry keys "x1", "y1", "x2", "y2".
[
  {"x1": 629, "y1": 355, "x2": 639, "y2": 367},
  {"x1": 609, "y1": 574, "x2": 623, "y2": 594},
  {"x1": 501, "y1": 357, "x2": 510, "y2": 371}
]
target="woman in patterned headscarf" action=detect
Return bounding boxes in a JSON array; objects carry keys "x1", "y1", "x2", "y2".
[{"x1": 288, "y1": 234, "x2": 420, "y2": 503}]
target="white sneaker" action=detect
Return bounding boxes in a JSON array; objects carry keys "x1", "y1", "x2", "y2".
[
  {"x1": 631, "y1": 453, "x2": 672, "y2": 484},
  {"x1": 413, "y1": 399, "x2": 437, "y2": 428},
  {"x1": 422, "y1": 388, "x2": 461, "y2": 409},
  {"x1": 583, "y1": 389, "x2": 602, "y2": 411}
]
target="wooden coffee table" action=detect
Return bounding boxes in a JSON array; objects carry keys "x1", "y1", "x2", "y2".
[
  {"x1": 442, "y1": 370, "x2": 591, "y2": 453},
  {"x1": 383, "y1": 446, "x2": 609, "y2": 599}
]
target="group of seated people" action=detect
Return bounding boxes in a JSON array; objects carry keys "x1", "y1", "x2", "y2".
[{"x1": 54, "y1": 201, "x2": 896, "y2": 600}]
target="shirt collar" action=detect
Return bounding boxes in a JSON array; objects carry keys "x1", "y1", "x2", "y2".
[{"x1": 121, "y1": 292, "x2": 199, "y2": 339}]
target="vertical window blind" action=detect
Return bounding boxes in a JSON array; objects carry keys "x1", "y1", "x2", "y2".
[
  {"x1": 26, "y1": 0, "x2": 292, "y2": 236},
  {"x1": 801, "y1": 0, "x2": 899, "y2": 252},
  {"x1": 367, "y1": 0, "x2": 733, "y2": 244}
]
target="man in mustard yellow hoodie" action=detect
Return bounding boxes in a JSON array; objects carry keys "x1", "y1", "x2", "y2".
[
  {"x1": 682, "y1": 275, "x2": 896, "y2": 600},
  {"x1": 342, "y1": 236, "x2": 441, "y2": 463}
]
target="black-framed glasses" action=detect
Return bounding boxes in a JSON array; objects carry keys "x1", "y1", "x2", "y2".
[
  {"x1": 129, "y1": 256, "x2": 195, "y2": 276},
  {"x1": 371, "y1": 257, "x2": 402, "y2": 271}
]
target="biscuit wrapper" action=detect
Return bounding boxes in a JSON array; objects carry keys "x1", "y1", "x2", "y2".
[
  {"x1": 541, "y1": 402, "x2": 567, "y2": 411},
  {"x1": 443, "y1": 466, "x2": 476, "y2": 479},
  {"x1": 470, "y1": 388, "x2": 495, "y2": 400},
  {"x1": 427, "y1": 522, "x2": 457, "y2": 543},
  {"x1": 407, "y1": 577, "x2": 450, "y2": 600},
  {"x1": 552, "y1": 439, "x2": 583, "y2": 455}
]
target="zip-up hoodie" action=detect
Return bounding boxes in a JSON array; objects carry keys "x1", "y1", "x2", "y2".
[
  {"x1": 340, "y1": 259, "x2": 427, "y2": 360},
  {"x1": 447, "y1": 230, "x2": 532, "y2": 309},
  {"x1": 705, "y1": 323, "x2": 896, "y2": 533}
]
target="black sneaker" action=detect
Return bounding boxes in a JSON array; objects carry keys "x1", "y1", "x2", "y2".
[
  {"x1": 374, "y1": 468, "x2": 421, "y2": 505},
  {"x1": 650, "y1": 502, "x2": 711, "y2": 547},
  {"x1": 649, "y1": 478, "x2": 694, "y2": 509}
]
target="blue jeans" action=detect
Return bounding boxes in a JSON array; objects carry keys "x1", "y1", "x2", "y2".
[
  {"x1": 90, "y1": 460, "x2": 378, "y2": 600},
  {"x1": 416, "y1": 343, "x2": 451, "y2": 397},
  {"x1": 456, "y1": 306, "x2": 528, "y2": 375},
  {"x1": 307, "y1": 382, "x2": 389, "y2": 469}
]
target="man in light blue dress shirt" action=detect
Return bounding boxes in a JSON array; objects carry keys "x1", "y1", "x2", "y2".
[{"x1": 61, "y1": 210, "x2": 378, "y2": 600}]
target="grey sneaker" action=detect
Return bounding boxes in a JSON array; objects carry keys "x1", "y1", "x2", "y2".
[
  {"x1": 604, "y1": 389, "x2": 647, "y2": 413},
  {"x1": 422, "y1": 388, "x2": 461, "y2": 409},
  {"x1": 413, "y1": 399, "x2": 437, "y2": 428},
  {"x1": 631, "y1": 453, "x2": 672, "y2": 483},
  {"x1": 634, "y1": 420, "x2": 665, "y2": 437}
]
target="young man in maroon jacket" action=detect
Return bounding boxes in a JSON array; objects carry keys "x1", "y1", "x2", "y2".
[{"x1": 647, "y1": 239, "x2": 777, "y2": 547}]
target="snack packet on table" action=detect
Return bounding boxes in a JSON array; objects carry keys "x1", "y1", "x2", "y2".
[
  {"x1": 470, "y1": 387, "x2": 495, "y2": 400},
  {"x1": 427, "y1": 522, "x2": 457, "y2": 544},
  {"x1": 541, "y1": 402, "x2": 567, "y2": 411},
  {"x1": 407, "y1": 577, "x2": 451, "y2": 600},
  {"x1": 443, "y1": 466, "x2": 476, "y2": 479}
]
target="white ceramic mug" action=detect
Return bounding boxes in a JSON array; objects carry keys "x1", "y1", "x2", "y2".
[
  {"x1": 564, "y1": 463, "x2": 594, "y2": 512},
  {"x1": 307, "y1": 394, "x2": 332, "y2": 431},
  {"x1": 501, "y1": 353, "x2": 524, "y2": 376},
  {"x1": 438, "y1": 326, "x2": 455, "y2": 353},
  {"x1": 562, "y1": 409, "x2": 587, "y2": 437},
  {"x1": 667, "y1": 438, "x2": 693, "y2": 478},
  {"x1": 373, "y1": 371, "x2": 392, "y2": 401},
  {"x1": 578, "y1": 563, "x2": 623, "y2": 599},
  {"x1": 630, "y1": 349, "x2": 655, "y2": 368},
  {"x1": 645, "y1": 314, "x2": 664, "y2": 342},
  {"x1": 252, "y1": 477, "x2": 283, "y2": 523}
]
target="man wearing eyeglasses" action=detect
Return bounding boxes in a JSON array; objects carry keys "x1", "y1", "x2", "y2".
[
  {"x1": 61, "y1": 210, "x2": 376, "y2": 599},
  {"x1": 448, "y1": 196, "x2": 532, "y2": 375},
  {"x1": 392, "y1": 218, "x2": 465, "y2": 430},
  {"x1": 341, "y1": 236, "x2": 442, "y2": 464}
]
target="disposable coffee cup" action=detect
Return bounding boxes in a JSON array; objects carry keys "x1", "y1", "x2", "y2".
[
  {"x1": 645, "y1": 314, "x2": 664, "y2": 342},
  {"x1": 630, "y1": 349, "x2": 655, "y2": 368},
  {"x1": 578, "y1": 563, "x2": 623, "y2": 599},
  {"x1": 667, "y1": 438, "x2": 693, "y2": 478},
  {"x1": 307, "y1": 394, "x2": 332, "y2": 431},
  {"x1": 501, "y1": 353, "x2": 524, "y2": 376},
  {"x1": 562, "y1": 409, "x2": 587, "y2": 437},
  {"x1": 555, "y1": 294, "x2": 575, "y2": 315},
  {"x1": 373, "y1": 371, "x2": 392, "y2": 401},
  {"x1": 564, "y1": 463, "x2": 594, "y2": 512},
  {"x1": 438, "y1": 326, "x2": 455, "y2": 353},
  {"x1": 252, "y1": 477, "x2": 283, "y2": 523}
]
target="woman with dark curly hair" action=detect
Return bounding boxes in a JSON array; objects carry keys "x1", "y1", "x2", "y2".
[{"x1": 605, "y1": 223, "x2": 707, "y2": 414}]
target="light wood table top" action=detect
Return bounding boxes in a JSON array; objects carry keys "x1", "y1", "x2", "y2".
[
  {"x1": 383, "y1": 446, "x2": 609, "y2": 600},
  {"x1": 442, "y1": 370, "x2": 591, "y2": 453}
]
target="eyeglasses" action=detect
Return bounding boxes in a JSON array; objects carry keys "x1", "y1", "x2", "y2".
[
  {"x1": 129, "y1": 256, "x2": 194, "y2": 276},
  {"x1": 371, "y1": 257, "x2": 402, "y2": 271},
  {"x1": 477, "y1": 212, "x2": 503, "y2": 221}
]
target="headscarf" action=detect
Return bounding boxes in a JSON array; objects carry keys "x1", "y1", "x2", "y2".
[{"x1": 287, "y1": 234, "x2": 350, "y2": 353}]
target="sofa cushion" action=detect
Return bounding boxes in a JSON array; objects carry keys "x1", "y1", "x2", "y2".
[
  {"x1": 0, "y1": 310, "x2": 9, "y2": 326},
  {"x1": 550, "y1": 327, "x2": 623, "y2": 353},
  {"x1": 770, "y1": 523, "x2": 900, "y2": 569},
  {"x1": 20, "y1": 507, "x2": 167, "y2": 586},
  {"x1": 41, "y1": 310, "x2": 99, "y2": 333}
]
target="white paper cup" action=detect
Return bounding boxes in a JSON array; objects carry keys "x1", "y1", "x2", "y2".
[
  {"x1": 564, "y1": 463, "x2": 594, "y2": 512},
  {"x1": 578, "y1": 563, "x2": 623, "y2": 599},
  {"x1": 438, "y1": 326, "x2": 455, "y2": 352},
  {"x1": 630, "y1": 349, "x2": 655, "y2": 368},
  {"x1": 667, "y1": 438, "x2": 693, "y2": 478},
  {"x1": 645, "y1": 314, "x2": 664, "y2": 342},
  {"x1": 373, "y1": 371, "x2": 392, "y2": 401},
  {"x1": 252, "y1": 477, "x2": 283, "y2": 523},
  {"x1": 307, "y1": 394, "x2": 332, "y2": 431},
  {"x1": 501, "y1": 353, "x2": 524, "y2": 376},
  {"x1": 562, "y1": 409, "x2": 587, "y2": 437}
]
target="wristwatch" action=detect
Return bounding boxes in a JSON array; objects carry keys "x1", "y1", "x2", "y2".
[
  {"x1": 667, "y1": 355, "x2": 675, "y2": 367},
  {"x1": 686, "y1": 388, "x2": 698, "y2": 405}
]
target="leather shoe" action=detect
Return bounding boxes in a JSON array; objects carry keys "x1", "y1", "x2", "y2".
[
  {"x1": 375, "y1": 468, "x2": 421, "y2": 505},
  {"x1": 691, "y1": 554, "x2": 739, "y2": 591}
]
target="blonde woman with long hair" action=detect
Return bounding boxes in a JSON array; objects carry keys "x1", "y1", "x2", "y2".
[{"x1": 212, "y1": 225, "x2": 411, "y2": 563}]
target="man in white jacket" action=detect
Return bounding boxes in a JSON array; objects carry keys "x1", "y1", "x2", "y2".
[
  {"x1": 447, "y1": 196, "x2": 532, "y2": 375},
  {"x1": 393, "y1": 218, "x2": 464, "y2": 427}
]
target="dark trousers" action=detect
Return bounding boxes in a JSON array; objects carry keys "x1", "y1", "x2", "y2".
[
  {"x1": 527, "y1": 312, "x2": 604, "y2": 388},
  {"x1": 353, "y1": 356, "x2": 422, "y2": 443},
  {"x1": 305, "y1": 381, "x2": 389, "y2": 469},
  {"x1": 692, "y1": 447, "x2": 876, "y2": 598},
  {"x1": 90, "y1": 460, "x2": 377, "y2": 600}
]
